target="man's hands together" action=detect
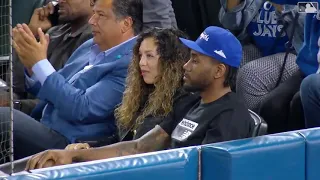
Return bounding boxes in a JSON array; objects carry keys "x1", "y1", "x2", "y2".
[{"x1": 12, "y1": 24, "x2": 49, "y2": 69}]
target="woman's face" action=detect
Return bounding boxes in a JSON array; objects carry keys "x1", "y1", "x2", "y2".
[{"x1": 139, "y1": 37, "x2": 161, "y2": 84}]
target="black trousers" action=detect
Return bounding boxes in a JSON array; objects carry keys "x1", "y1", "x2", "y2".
[
  {"x1": 0, "y1": 107, "x2": 69, "y2": 163},
  {"x1": 259, "y1": 71, "x2": 305, "y2": 134}
]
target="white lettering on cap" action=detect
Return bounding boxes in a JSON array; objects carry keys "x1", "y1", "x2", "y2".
[
  {"x1": 200, "y1": 32, "x2": 209, "y2": 41},
  {"x1": 214, "y1": 50, "x2": 227, "y2": 59}
]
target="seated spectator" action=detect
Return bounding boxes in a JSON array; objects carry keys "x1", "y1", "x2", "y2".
[
  {"x1": 256, "y1": 0, "x2": 320, "y2": 133},
  {"x1": 220, "y1": 0, "x2": 307, "y2": 133},
  {"x1": 12, "y1": 0, "x2": 178, "y2": 115},
  {"x1": 298, "y1": 12, "x2": 320, "y2": 128},
  {"x1": 220, "y1": 0, "x2": 304, "y2": 111},
  {"x1": 65, "y1": 27, "x2": 193, "y2": 150},
  {"x1": 25, "y1": 26, "x2": 254, "y2": 170},
  {"x1": 142, "y1": 0, "x2": 177, "y2": 30},
  {"x1": 220, "y1": 0, "x2": 303, "y2": 58},
  {"x1": 12, "y1": 0, "x2": 93, "y2": 100},
  {"x1": 3, "y1": 0, "x2": 143, "y2": 160}
]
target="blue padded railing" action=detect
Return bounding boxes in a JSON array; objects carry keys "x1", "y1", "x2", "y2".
[{"x1": 5, "y1": 147, "x2": 199, "y2": 180}]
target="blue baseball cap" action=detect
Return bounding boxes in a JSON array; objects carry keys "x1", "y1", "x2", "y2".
[{"x1": 180, "y1": 26, "x2": 242, "y2": 68}]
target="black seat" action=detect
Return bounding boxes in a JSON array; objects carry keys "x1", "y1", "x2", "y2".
[{"x1": 249, "y1": 109, "x2": 268, "y2": 137}]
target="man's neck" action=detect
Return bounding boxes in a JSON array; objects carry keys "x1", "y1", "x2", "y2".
[
  {"x1": 99, "y1": 34, "x2": 134, "y2": 52},
  {"x1": 200, "y1": 86, "x2": 231, "y2": 104},
  {"x1": 69, "y1": 16, "x2": 90, "y2": 33}
]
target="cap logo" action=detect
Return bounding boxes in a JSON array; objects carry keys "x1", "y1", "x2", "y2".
[
  {"x1": 200, "y1": 32, "x2": 209, "y2": 41},
  {"x1": 214, "y1": 50, "x2": 227, "y2": 59}
]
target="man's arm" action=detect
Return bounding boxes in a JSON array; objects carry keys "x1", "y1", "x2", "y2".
[
  {"x1": 219, "y1": 0, "x2": 248, "y2": 31},
  {"x1": 26, "y1": 126, "x2": 171, "y2": 170},
  {"x1": 74, "y1": 125, "x2": 170, "y2": 162},
  {"x1": 37, "y1": 70, "x2": 127, "y2": 122}
]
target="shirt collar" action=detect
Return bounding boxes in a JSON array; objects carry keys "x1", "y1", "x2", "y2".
[
  {"x1": 63, "y1": 23, "x2": 91, "y2": 41},
  {"x1": 88, "y1": 36, "x2": 137, "y2": 65}
]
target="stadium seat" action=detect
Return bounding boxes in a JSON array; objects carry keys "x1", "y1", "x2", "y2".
[
  {"x1": 248, "y1": 109, "x2": 268, "y2": 137},
  {"x1": 201, "y1": 132, "x2": 305, "y2": 180},
  {"x1": 298, "y1": 128, "x2": 320, "y2": 180},
  {"x1": 6, "y1": 147, "x2": 199, "y2": 180}
]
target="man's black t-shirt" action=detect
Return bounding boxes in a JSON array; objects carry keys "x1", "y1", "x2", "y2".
[{"x1": 160, "y1": 92, "x2": 254, "y2": 149}]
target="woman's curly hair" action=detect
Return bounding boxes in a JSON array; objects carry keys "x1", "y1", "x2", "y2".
[{"x1": 115, "y1": 28, "x2": 190, "y2": 130}]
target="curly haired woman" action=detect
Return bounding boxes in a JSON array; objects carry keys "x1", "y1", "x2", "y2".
[{"x1": 66, "y1": 28, "x2": 198, "y2": 150}]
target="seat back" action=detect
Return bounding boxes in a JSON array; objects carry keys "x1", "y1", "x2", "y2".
[{"x1": 249, "y1": 109, "x2": 268, "y2": 137}]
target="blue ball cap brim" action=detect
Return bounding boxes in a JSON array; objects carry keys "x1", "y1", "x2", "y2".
[
  {"x1": 179, "y1": 37, "x2": 240, "y2": 68},
  {"x1": 179, "y1": 38, "x2": 213, "y2": 58}
]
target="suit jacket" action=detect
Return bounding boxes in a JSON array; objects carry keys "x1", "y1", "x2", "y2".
[
  {"x1": 12, "y1": 23, "x2": 93, "y2": 97},
  {"x1": 28, "y1": 37, "x2": 137, "y2": 143}
]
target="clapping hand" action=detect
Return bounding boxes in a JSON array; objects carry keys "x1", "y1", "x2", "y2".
[{"x1": 12, "y1": 24, "x2": 49, "y2": 69}]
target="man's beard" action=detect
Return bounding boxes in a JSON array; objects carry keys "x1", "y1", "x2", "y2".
[{"x1": 183, "y1": 83, "x2": 204, "y2": 93}]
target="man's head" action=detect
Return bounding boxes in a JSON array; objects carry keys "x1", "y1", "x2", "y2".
[
  {"x1": 58, "y1": 0, "x2": 93, "y2": 23},
  {"x1": 180, "y1": 26, "x2": 242, "y2": 93},
  {"x1": 89, "y1": 0, "x2": 143, "y2": 51}
]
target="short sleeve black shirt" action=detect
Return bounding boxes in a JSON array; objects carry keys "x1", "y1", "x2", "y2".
[{"x1": 160, "y1": 92, "x2": 254, "y2": 149}]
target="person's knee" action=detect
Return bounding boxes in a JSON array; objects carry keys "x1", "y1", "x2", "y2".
[
  {"x1": 259, "y1": 96, "x2": 284, "y2": 116},
  {"x1": 236, "y1": 62, "x2": 259, "y2": 93},
  {"x1": 301, "y1": 74, "x2": 320, "y2": 101},
  {"x1": 237, "y1": 64, "x2": 254, "y2": 82}
]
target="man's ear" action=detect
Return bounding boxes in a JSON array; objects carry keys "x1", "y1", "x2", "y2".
[
  {"x1": 121, "y1": 17, "x2": 133, "y2": 33},
  {"x1": 214, "y1": 63, "x2": 227, "y2": 79}
]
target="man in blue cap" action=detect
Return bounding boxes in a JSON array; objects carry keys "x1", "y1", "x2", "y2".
[{"x1": 25, "y1": 26, "x2": 254, "y2": 170}]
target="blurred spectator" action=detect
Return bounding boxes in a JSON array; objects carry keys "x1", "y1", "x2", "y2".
[
  {"x1": 4, "y1": 0, "x2": 143, "y2": 160},
  {"x1": 255, "y1": 1, "x2": 309, "y2": 133},
  {"x1": 25, "y1": 26, "x2": 254, "y2": 170},
  {"x1": 298, "y1": 13, "x2": 320, "y2": 128},
  {"x1": 65, "y1": 28, "x2": 194, "y2": 150},
  {"x1": 12, "y1": 0, "x2": 93, "y2": 108},
  {"x1": 220, "y1": 0, "x2": 303, "y2": 57},
  {"x1": 142, "y1": 0, "x2": 177, "y2": 30},
  {"x1": 220, "y1": 0, "x2": 306, "y2": 133}
]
